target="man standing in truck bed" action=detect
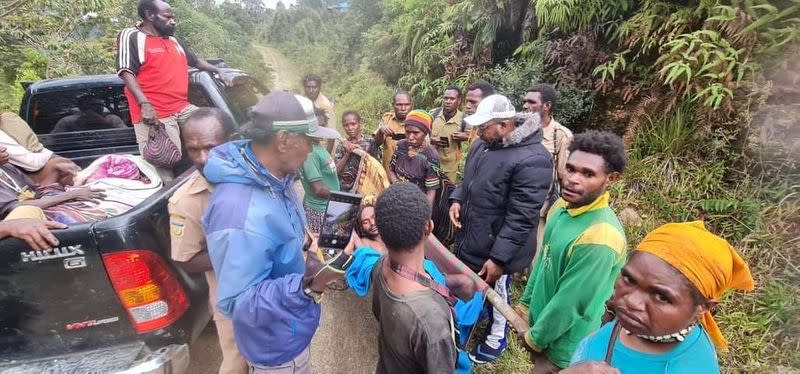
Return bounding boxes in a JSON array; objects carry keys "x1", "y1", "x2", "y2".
[
  {"x1": 302, "y1": 75, "x2": 336, "y2": 129},
  {"x1": 115, "y1": 0, "x2": 230, "y2": 178}
]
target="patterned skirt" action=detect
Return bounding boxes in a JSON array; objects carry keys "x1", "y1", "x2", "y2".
[{"x1": 304, "y1": 201, "x2": 325, "y2": 234}]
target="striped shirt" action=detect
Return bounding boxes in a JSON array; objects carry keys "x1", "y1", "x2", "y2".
[{"x1": 115, "y1": 26, "x2": 198, "y2": 123}]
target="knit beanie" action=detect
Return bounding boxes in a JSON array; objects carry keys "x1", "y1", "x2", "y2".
[{"x1": 404, "y1": 110, "x2": 433, "y2": 135}]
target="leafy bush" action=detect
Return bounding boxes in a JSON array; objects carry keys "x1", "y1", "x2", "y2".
[
  {"x1": 334, "y1": 70, "x2": 395, "y2": 132},
  {"x1": 483, "y1": 49, "x2": 595, "y2": 130},
  {"x1": 630, "y1": 100, "x2": 700, "y2": 158},
  {"x1": 553, "y1": 87, "x2": 596, "y2": 132},
  {"x1": 484, "y1": 56, "x2": 545, "y2": 105}
]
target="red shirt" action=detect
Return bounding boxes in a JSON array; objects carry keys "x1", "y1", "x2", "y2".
[{"x1": 115, "y1": 27, "x2": 198, "y2": 124}]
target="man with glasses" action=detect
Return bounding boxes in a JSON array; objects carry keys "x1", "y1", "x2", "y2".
[{"x1": 448, "y1": 94, "x2": 553, "y2": 364}]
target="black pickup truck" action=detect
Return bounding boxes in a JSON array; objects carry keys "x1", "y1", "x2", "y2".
[{"x1": 0, "y1": 66, "x2": 266, "y2": 373}]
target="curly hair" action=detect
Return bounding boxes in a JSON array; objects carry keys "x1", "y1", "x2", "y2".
[
  {"x1": 393, "y1": 90, "x2": 412, "y2": 104},
  {"x1": 444, "y1": 86, "x2": 463, "y2": 99},
  {"x1": 568, "y1": 130, "x2": 627, "y2": 174},
  {"x1": 375, "y1": 183, "x2": 431, "y2": 252},
  {"x1": 341, "y1": 110, "x2": 361, "y2": 123},
  {"x1": 354, "y1": 197, "x2": 375, "y2": 238}
]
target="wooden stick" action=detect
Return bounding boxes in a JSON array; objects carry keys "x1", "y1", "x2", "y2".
[
  {"x1": 424, "y1": 236, "x2": 530, "y2": 334},
  {"x1": 485, "y1": 287, "x2": 530, "y2": 334}
]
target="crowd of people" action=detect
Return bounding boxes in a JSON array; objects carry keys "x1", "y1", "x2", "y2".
[
  {"x1": 130, "y1": 1, "x2": 755, "y2": 373},
  {"x1": 181, "y1": 72, "x2": 755, "y2": 373},
  {"x1": 0, "y1": 1, "x2": 757, "y2": 373}
]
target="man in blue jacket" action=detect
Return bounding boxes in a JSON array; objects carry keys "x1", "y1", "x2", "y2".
[
  {"x1": 202, "y1": 91, "x2": 340, "y2": 373},
  {"x1": 449, "y1": 94, "x2": 553, "y2": 364}
]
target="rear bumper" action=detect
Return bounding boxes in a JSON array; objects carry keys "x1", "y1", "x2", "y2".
[
  {"x1": 116, "y1": 343, "x2": 190, "y2": 374},
  {"x1": 0, "y1": 342, "x2": 189, "y2": 374}
]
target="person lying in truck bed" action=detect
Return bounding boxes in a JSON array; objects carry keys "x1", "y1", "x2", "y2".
[{"x1": 0, "y1": 146, "x2": 105, "y2": 221}]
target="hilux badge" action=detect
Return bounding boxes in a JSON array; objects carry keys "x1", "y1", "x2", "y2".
[{"x1": 20, "y1": 245, "x2": 85, "y2": 263}]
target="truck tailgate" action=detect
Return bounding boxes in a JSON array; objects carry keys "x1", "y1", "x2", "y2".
[{"x1": 0, "y1": 225, "x2": 135, "y2": 362}]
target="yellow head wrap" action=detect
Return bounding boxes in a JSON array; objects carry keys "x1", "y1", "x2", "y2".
[{"x1": 636, "y1": 221, "x2": 755, "y2": 350}]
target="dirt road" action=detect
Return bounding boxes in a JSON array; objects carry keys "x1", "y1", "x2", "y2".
[
  {"x1": 255, "y1": 45, "x2": 301, "y2": 92},
  {"x1": 187, "y1": 322, "x2": 221, "y2": 374}
]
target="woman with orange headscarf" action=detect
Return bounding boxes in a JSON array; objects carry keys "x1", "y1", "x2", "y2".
[{"x1": 564, "y1": 221, "x2": 755, "y2": 374}]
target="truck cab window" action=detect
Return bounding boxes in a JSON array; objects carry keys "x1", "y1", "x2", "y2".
[
  {"x1": 224, "y1": 76, "x2": 267, "y2": 124},
  {"x1": 29, "y1": 88, "x2": 132, "y2": 135},
  {"x1": 189, "y1": 84, "x2": 212, "y2": 108}
]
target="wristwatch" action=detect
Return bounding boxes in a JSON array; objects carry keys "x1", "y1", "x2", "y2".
[{"x1": 303, "y1": 287, "x2": 323, "y2": 303}]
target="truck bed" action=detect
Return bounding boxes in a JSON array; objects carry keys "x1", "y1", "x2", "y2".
[
  {"x1": 0, "y1": 167, "x2": 210, "y2": 371},
  {"x1": 2, "y1": 66, "x2": 265, "y2": 372}
]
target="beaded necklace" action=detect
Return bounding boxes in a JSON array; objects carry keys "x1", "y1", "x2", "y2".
[{"x1": 626, "y1": 323, "x2": 697, "y2": 343}]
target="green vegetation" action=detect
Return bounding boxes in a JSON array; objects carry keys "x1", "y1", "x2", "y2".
[
  {"x1": 0, "y1": 0, "x2": 271, "y2": 112},
  {"x1": 1, "y1": 0, "x2": 798, "y2": 372},
  {"x1": 264, "y1": 1, "x2": 799, "y2": 372}
]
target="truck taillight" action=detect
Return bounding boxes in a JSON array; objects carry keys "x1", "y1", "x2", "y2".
[{"x1": 102, "y1": 250, "x2": 189, "y2": 333}]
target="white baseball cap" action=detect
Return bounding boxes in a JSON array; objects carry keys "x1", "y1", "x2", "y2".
[{"x1": 463, "y1": 94, "x2": 517, "y2": 127}]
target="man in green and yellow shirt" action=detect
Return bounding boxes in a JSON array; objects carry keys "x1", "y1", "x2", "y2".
[
  {"x1": 430, "y1": 86, "x2": 465, "y2": 183},
  {"x1": 518, "y1": 131, "x2": 628, "y2": 373}
]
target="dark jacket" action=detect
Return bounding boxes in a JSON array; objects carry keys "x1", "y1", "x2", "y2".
[{"x1": 450, "y1": 113, "x2": 553, "y2": 274}]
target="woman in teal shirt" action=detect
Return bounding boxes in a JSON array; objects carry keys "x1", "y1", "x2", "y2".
[{"x1": 566, "y1": 221, "x2": 754, "y2": 374}]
